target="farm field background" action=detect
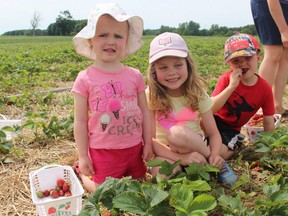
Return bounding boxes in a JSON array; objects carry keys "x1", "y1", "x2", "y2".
[
  {"x1": 0, "y1": 35, "x2": 228, "y2": 97},
  {"x1": 0, "y1": 36, "x2": 287, "y2": 215}
]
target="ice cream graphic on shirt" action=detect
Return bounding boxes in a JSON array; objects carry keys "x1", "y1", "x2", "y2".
[
  {"x1": 100, "y1": 114, "x2": 111, "y2": 132},
  {"x1": 158, "y1": 107, "x2": 198, "y2": 129},
  {"x1": 109, "y1": 98, "x2": 121, "y2": 119}
]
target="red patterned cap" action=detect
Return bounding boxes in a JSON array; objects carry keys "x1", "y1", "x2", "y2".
[{"x1": 224, "y1": 33, "x2": 260, "y2": 63}]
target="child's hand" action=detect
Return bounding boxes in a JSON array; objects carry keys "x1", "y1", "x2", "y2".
[
  {"x1": 79, "y1": 156, "x2": 95, "y2": 177},
  {"x1": 208, "y1": 155, "x2": 224, "y2": 169},
  {"x1": 229, "y1": 69, "x2": 242, "y2": 89},
  {"x1": 181, "y1": 152, "x2": 208, "y2": 166},
  {"x1": 142, "y1": 143, "x2": 154, "y2": 162}
]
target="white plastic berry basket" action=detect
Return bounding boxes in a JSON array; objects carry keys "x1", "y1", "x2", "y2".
[
  {"x1": 244, "y1": 114, "x2": 281, "y2": 143},
  {"x1": 0, "y1": 114, "x2": 21, "y2": 140},
  {"x1": 29, "y1": 164, "x2": 84, "y2": 216}
]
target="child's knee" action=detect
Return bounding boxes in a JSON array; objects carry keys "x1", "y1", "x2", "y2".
[
  {"x1": 167, "y1": 125, "x2": 193, "y2": 147},
  {"x1": 168, "y1": 125, "x2": 186, "y2": 142}
]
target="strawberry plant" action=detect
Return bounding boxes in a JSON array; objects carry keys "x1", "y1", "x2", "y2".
[
  {"x1": 20, "y1": 112, "x2": 73, "y2": 142},
  {"x1": 79, "y1": 161, "x2": 220, "y2": 216},
  {"x1": 253, "y1": 127, "x2": 288, "y2": 153},
  {"x1": 252, "y1": 127, "x2": 288, "y2": 175}
]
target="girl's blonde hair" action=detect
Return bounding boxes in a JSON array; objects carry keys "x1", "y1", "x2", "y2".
[{"x1": 146, "y1": 53, "x2": 207, "y2": 115}]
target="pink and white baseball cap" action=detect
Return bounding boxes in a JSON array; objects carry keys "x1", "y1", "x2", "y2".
[
  {"x1": 149, "y1": 32, "x2": 189, "y2": 64},
  {"x1": 73, "y1": 3, "x2": 144, "y2": 60}
]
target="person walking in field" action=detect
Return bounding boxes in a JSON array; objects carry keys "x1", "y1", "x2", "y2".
[
  {"x1": 71, "y1": 3, "x2": 153, "y2": 193},
  {"x1": 251, "y1": 0, "x2": 288, "y2": 117},
  {"x1": 211, "y1": 33, "x2": 276, "y2": 159},
  {"x1": 146, "y1": 32, "x2": 225, "y2": 176}
]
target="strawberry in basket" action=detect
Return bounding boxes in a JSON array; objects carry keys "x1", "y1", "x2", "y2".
[
  {"x1": 248, "y1": 113, "x2": 264, "y2": 127},
  {"x1": 248, "y1": 114, "x2": 277, "y2": 127},
  {"x1": 36, "y1": 178, "x2": 72, "y2": 199}
]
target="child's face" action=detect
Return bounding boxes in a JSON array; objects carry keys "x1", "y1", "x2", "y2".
[
  {"x1": 89, "y1": 15, "x2": 129, "y2": 63},
  {"x1": 227, "y1": 54, "x2": 259, "y2": 79},
  {"x1": 154, "y1": 56, "x2": 188, "y2": 97}
]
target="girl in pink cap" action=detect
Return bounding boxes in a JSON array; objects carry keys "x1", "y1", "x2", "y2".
[
  {"x1": 72, "y1": 3, "x2": 153, "y2": 193},
  {"x1": 146, "y1": 32, "x2": 226, "y2": 179}
]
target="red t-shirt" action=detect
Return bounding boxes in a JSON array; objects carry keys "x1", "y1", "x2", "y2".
[{"x1": 212, "y1": 71, "x2": 275, "y2": 131}]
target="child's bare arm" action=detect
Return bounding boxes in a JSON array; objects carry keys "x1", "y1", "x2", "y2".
[
  {"x1": 211, "y1": 69, "x2": 242, "y2": 114},
  {"x1": 263, "y1": 115, "x2": 275, "y2": 132},
  {"x1": 201, "y1": 110, "x2": 224, "y2": 168},
  {"x1": 74, "y1": 93, "x2": 94, "y2": 176},
  {"x1": 138, "y1": 92, "x2": 153, "y2": 162}
]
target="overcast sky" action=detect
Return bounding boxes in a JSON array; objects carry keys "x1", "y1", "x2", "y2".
[{"x1": 0, "y1": 0, "x2": 254, "y2": 35}]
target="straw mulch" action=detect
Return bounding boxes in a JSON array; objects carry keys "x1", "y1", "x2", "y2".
[
  {"x1": 0, "y1": 91, "x2": 84, "y2": 215},
  {"x1": 0, "y1": 140, "x2": 79, "y2": 215},
  {"x1": 0, "y1": 87, "x2": 287, "y2": 216}
]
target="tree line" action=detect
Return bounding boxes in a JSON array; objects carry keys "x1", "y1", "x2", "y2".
[{"x1": 2, "y1": 10, "x2": 257, "y2": 37}]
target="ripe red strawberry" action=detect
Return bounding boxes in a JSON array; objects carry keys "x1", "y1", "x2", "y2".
[
  {"x1": 62, "y1": 182, "x2": 70, "y2": 192},
  {"x1": 50, "y1": 189, "x2": 59, "y2": 198},
  {"x1": 57, "y1": 178, "x2": 65, "y2": 188},
  {"x1": 64, "y1": 190, "x2": 72, "y2": 197},
  {"x1": 43, "y1": 190, "x2": 50, "y2": 197},
  {"x1": 59, "y1": 190, "x2": 64, "y2": 196},
  {"x1": 105, "y1": 212, "x2": 111, "y2": 216}
]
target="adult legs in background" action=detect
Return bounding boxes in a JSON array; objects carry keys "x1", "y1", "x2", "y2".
[
  {"x1": 259, "y1": 45, "x2": 288, "y2": 115},
  {"x1": 273, "y1": 48, "x2": 288, "y2": 114}
]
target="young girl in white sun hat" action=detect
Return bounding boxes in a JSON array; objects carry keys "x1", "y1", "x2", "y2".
[{"x1": 72, "y1": 3, "x2": 153, "y2": 193}]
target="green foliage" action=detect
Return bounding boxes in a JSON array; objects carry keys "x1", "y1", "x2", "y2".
[
  {"x1": 78, "y1": 126, "x2": 288, "y2": 215},
  {"x1": 79, "y1": 177, "x2": 174, "y2": 216},
  {"x1": 253, "y1": 127, "x2": 288, "y2": 152},
  {"x1": 184, "y1": 163, "x2": 219, "y2": 181},
  {"x1": 147, "y1": 159, "x2": 182, "y2": 176},
  {"x1": 252, "y1": 127, "x2": 288, "y2": 175},
  {"x1": 80, "y1": 162, "x2": 219, "y2": 216},
  {"x1": 21, "y1": 112, "x2": 73, "y2": 141},
  {"x1": 254, "y1": 179, "x2": 288, "y2": 215},
  {"x1": 0, "y1": 36, "x2": 287, "y2": 215},
  {"x1": 169, "y1": 182, "x2": 216, "y2": 215},
  {"x1": 0, "y1": 36, "x2": 226, "y2": 97},
  {"x1": 218, "y1": 194, "x2": 250, "y2": 215}
]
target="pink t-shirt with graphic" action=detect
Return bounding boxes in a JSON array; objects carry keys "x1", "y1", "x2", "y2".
[{"x1": 72, "y1": 65, "x2": 146, "y2": 149}]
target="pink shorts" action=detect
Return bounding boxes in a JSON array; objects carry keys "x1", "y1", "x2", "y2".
[{"x1": 89, "y1": 142, "x2": 147, "y2": 184}]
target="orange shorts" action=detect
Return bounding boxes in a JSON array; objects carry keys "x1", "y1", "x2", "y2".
[{"x1": 89, "y1": 142, "x2": 147, "y2": 184}]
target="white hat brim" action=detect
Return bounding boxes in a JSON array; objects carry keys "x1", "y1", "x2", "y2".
[{"x1": 73, "y1": 6, "x2": 143, "y2": 60}]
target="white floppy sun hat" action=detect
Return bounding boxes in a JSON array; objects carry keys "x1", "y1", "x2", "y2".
[{"x1": 73, "y1": 3, "x2": 144, "y2": 60}]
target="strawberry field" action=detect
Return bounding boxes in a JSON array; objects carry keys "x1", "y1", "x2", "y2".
[{"x1": 0, "y1": 36, "x2": 287, "y2": 215}]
